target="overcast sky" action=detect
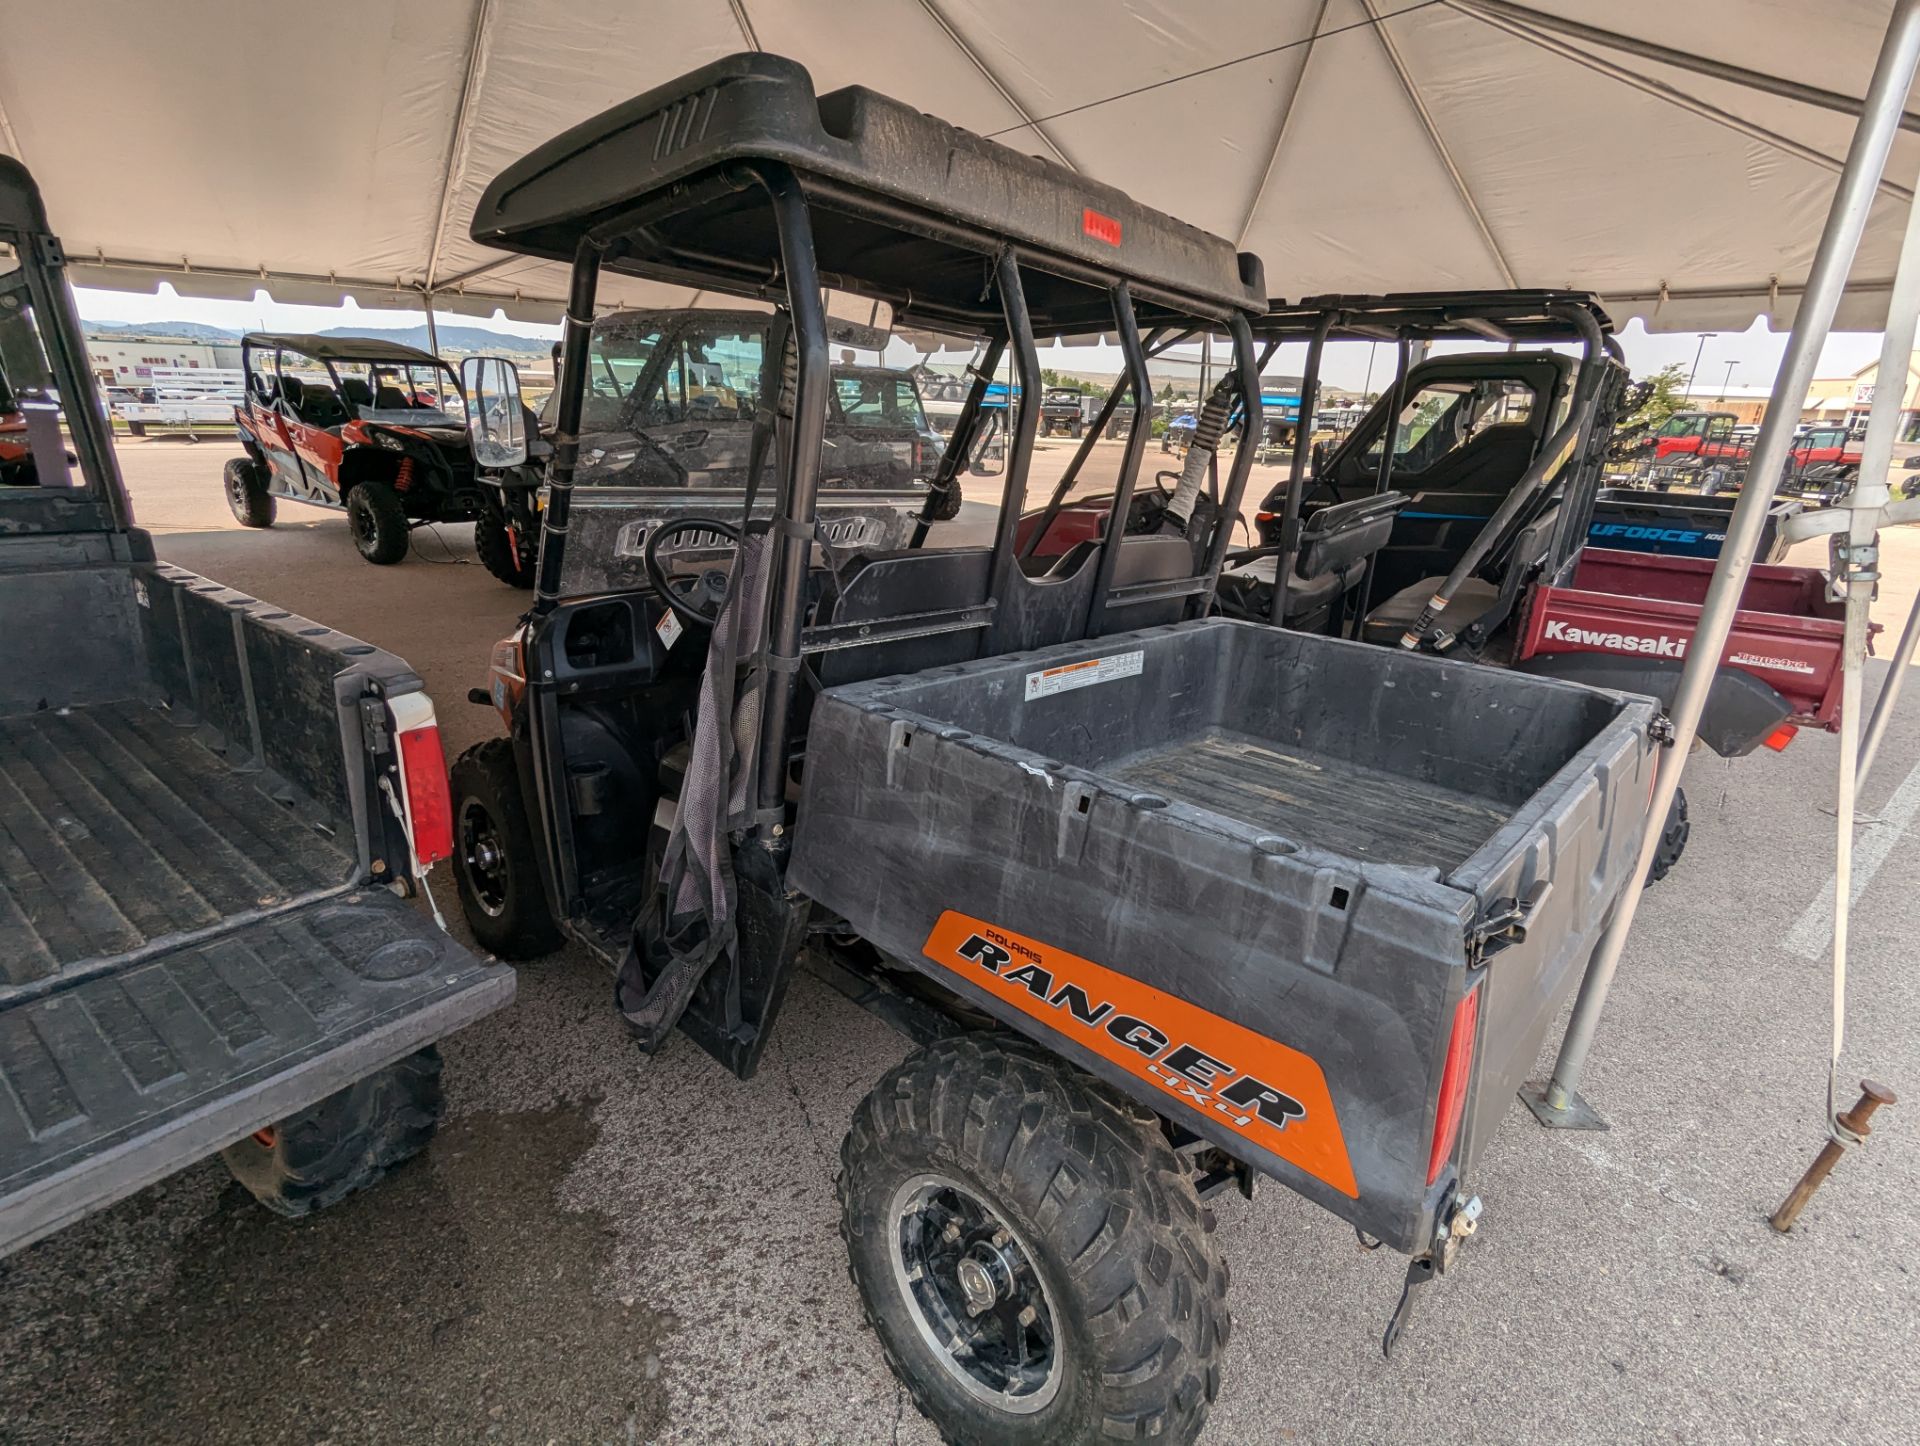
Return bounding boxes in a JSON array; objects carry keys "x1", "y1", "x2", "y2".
[{"x1": 77, "y1": 283, "x2": 1891, "y2": 397}]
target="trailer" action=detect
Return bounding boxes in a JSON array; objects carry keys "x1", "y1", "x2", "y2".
[{"x1": 115, "y1": 365, "x2": 246, "y2": 437}]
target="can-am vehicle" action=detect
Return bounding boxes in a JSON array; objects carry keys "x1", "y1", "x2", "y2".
[
  {"x1": 446, "y1": 55, "x2": 1655, "y2": 1444},
  {"x1": 227, "y1": 333, "x2": 484, "y2": 564},
  {"x1": 469, "y1": 307, "x2": 950, "y2": 590},
  {"x1": 0, "y1": 161, "x2": 511, "y2": 1257}
]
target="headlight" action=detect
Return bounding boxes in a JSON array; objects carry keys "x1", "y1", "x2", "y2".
[{"x1": 373, "y1": 432, "x2": 405, "y2": 451}]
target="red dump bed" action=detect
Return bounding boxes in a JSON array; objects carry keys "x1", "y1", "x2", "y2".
[{"x1": 1516, "y1": 548, "x2": 1856, "y2": 729}]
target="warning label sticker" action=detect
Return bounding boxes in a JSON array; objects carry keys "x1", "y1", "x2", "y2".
[{"x1": 1024, "y1": 649, "x2": 1143, "y2": 701}]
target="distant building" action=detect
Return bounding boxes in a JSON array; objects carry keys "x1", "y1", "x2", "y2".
[
  {"x1": 1675, "y1": 383, "x2": 1771, "y2": 426},
  {"x1": 1802, "y1": 359, "x2": 1920, "y2": 438},
  {"x1": 85, "y1": 334, "x2": 243, "y2": 387}
]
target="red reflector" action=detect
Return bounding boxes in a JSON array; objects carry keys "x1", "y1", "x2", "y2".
[
  {"x1": 1082, "y1": 207, "x2": 1122, "y2": 246},
  {"x1": 1427, "y1": 987, "x2": 1480, "y2": 1186},
  {"x1": 1763, "y1": 724, "x2": 1798, "y2": 752},
  {"x1": 397, "y1": 724, "x2": 454, "y2": 866},
  {"x1": 1255, "y1": 511, "x2": 1277, "y2": 523}
]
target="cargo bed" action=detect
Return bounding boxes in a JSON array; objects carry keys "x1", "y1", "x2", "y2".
[
  {"x1": 0, "y1": 546, "x2": 511, "y2": 1256},
  {"x1": 791, "y1": 618, "x2": 1656, "y2": 1251}
]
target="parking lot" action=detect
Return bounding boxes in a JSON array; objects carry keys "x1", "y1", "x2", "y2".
[{"x1": 5, "y1": 435, "x2": 1920, "y2": 1445}]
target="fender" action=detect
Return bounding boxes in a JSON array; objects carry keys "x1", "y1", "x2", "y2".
[{"x1": 1517, "y1": 652, "x2": 1790, "y2": 757}]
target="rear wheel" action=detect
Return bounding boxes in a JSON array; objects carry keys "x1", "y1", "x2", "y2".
[
  {"x1": 1646, "y1": 787, "x2": 1690, "y2": 885},
  {"x1": 346, "y1": 481, "x2": 410, "y2": 564},
  {"x1": 450, "y1": 738, "x2": 563, "y2": 958},
  {"x1": 223, "y1": 457, "x2": 275, "y2": 528},
  {"x1": 220, "y1": 1048, "x2": 443, "y2": 1218},
  {"x1": 840, "y1": 1035, "x2": 1229, "y2": 1446},
  {"x1": 475, "y1": 505, "x2": 535, "y2": 588}
]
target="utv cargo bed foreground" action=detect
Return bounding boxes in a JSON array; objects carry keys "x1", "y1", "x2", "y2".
[
  {"x1": 0, "y1": 158, "x2": 511, "y2": 1257},
  {"x1": 452, "y1": 53, "x2": 1657, "y2": 1443},
  {"x1": 791, "y1": 619, "x2": 1653, "y2": 1249}
]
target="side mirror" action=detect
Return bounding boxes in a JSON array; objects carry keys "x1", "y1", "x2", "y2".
[{"x1": 461, "y1": 356, "x2": 527, "y2": 468}]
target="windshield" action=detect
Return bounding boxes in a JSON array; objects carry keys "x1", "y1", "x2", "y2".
[
  {"x1": 1361, "y1": 377, "x2": 1535, "y2": 476},
  {"x1": 331, "y1": 358, "x2": 462, "y2": 424},
  {"x1": 1655, "y1": 415, "x2": 1701, "y2": 437},
  {"x1": 834, "y1": 373, "x2": 927, "y2": 430}
]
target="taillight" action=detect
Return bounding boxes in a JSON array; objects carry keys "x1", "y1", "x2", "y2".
[
  {"x1": 1427, "y1": 986, "x2": 1480, "y2": 1186},
  {"x1": 388, "y1": 692, "x2": 453, "y2": 868},
  {"x1": 1764, "y1": 724, "x2": 1798, "y2": 752},
  {"x1": 913, "y1": 437, "x2": 923, "y2": 472},
  {"x1": 1255, "y1": 511, "x2": 1278, "y2": 523}
]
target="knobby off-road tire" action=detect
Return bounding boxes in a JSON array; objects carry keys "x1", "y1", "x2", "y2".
[
  {"x1": 347, "y1": 480, "x2": 410, "y2": 564},
  {"x1": 221, "y1": 1048, "x2": 443, "y2": 1218},
  {"x1": 223, "y1": 457, "x2": 275, "y2": 527},
  {"x1": 475, "y1": 506, "x2": 535, "y2": 589},
  {"x1": 449, "y1": 738, "x2": 564, "y2": 958},
  {"x1": 840, "y1": 1034, "x2": 1230, "y2": 1446},
  {"x1": 1645, "y1": 786, "x2": 1690, "y2": 886}
]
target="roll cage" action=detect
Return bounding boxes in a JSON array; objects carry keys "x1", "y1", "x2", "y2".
[
  {"x1": 1249, "y1": 291, "x2": 1624, "y2": 632},
  {"x1": 471, "y1": 50, "x2": 1269, "y2": 838},
  {"x1": 240, "y1": 334, "x2": 463, "y2": 426}
]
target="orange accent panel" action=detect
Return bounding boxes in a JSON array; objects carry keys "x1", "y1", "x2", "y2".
[{"x1": 923, "y1": 911, "x2": 1358, "y2": 1198}]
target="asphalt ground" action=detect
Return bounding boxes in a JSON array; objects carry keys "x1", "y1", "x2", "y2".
[{"x1": 4, "y1": 435, "x2": 1919, "y2": 1444}]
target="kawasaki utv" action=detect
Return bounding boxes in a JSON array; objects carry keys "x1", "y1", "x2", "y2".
[
  {"x1": 469, "y1": 306, "x2": 950, "y2": 590},
  {"x1": 229, "y1": 334, "x2": 484, "y2": 564},
  {"x1": 447, "y1": 55, "x2": 1654, "y2": 1444}
]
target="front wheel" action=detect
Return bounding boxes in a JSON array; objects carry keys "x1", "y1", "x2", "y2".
[
  {"x1": 223, "y1": 457, "x2": 275, "y2": 528},
  {"x1": 449, "y1": 738, "x2": 563, "y2": 958},
  {"x1": 221, "y1": 1048, "x2": 443, "y2": 1218},
  {"x1": 346, "y1": 481, "x2": 410, "y2": 564},
  {"x1": 840, "y1": 1035, "x2": 1229, "y2": 1446},
  {"x1": 475, "y1": 505, "x2": 535, "y2": 588}
]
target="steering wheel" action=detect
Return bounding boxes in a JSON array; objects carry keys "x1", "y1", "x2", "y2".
[{"x1": 643, "y1": 516, "x2": 745, "y2": 629}]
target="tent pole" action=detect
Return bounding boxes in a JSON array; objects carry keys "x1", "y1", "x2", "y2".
[
  {"x1": 424, "y1": 295, "x2": 441, "y2": 360},
  {"x1": 1522, "y1": 0, "x2": 1920, "y2": 1130},
  {"x1": 1858, "y1": 586, "x2": 1920, "y2": 784}
]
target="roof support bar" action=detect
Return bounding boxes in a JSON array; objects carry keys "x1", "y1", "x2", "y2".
[
  {"x1": 1361, "y1": 0, "x2": 1517, "y2": 288},
  {"x1": 1525, "y1": 0, "x2": 1920, "y2": 1131},
  {"x1": 1235, "y1": 0, "x2": 1329, "y2": 248},
  {"x1": 913, "y1": 0, "x2": 1077, "y2": 172},
  {"x1": 1446, "y1": 0, "x2": 1914, "y2": 205},
  {"x1": 424, "y1": 0, "x2": 502, "y2": 292},
  {"x1": 1466, "y1": 0, "x2": 1920, "y2": 136}
]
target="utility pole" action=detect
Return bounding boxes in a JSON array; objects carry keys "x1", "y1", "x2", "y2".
[
  {"x1": 1686, "y1": 332, "x2": 1715, "y2": 401},
  {"x1": 1720, "y1": 358, "x2": 1737, "y2": 400}
]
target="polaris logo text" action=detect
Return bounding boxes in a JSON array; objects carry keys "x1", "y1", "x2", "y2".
[
  {"x1": 920, "y1": 911, "x2": 1359, "y2": 1196},
  {"x1": 1542, "y1": 618, "x2": 1688, "y2": 657}
]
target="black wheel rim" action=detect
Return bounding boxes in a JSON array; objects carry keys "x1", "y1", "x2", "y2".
[
  {"x1": 351, "y1": 498, "x2": 377, "y2": 547},
  {"x1": 889, "y1": 1173, "x2": 1061, "y2": 1415},
  {"x1": 226, "y1": 469, "x2": 248, "y2": 513},
  {"x1": 459, "y1": 800, "x2": 510, "y2": 918}
]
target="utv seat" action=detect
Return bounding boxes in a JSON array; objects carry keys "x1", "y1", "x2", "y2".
[
  {"x1": 339, "y1": 378, "x2": 375, "y2": 411},
  {"x1": 1223, "y1": 492, "x2": 1406, "y2": 625},
  {"x1": 1361, "y1": 501, "x2": 1562, "y2": 648}
]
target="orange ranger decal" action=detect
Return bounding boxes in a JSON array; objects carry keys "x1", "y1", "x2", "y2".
[{"x1": 923, "y1": 911, "x2": 1358, "y2": 1198}]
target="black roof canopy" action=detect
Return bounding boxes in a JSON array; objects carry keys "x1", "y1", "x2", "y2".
[
  {"x1": 1259, "y1": 290, "x2": 1615, "y2": 345},
  {"x1": 242, "y1": 333, "x2": 447, "y2": 366},
  {"x1": 471, "y1": 53, "x2": 1265, "y2": 337}
]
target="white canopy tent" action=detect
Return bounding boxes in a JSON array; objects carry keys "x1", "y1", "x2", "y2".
[{"x1": 2, "y1": 0, "x2": 1918, "y2": 332}]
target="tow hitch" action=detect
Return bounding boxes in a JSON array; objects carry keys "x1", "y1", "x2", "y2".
[{"x1": 1381, "y1": 1195, "x2": 1482, "y2": 1358}]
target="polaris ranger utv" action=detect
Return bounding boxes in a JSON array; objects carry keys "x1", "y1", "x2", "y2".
[
  {"x1": 228, "y1": 333, "x2": 485, "y2": 565},
  {"x1": 448, "y1": 56, "x2": 1654, "y2": 1444},
  {"x1": 469, "y1": 306, "x2": 952, "y2": 590},
  {"x1": 0, "y1": 161, "x2": 512, "y2": 1256}
]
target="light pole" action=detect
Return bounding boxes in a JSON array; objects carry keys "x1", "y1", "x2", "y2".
[
  {"x1": 1686, "y1": 332, "x2": 1716, "y2": 400},
  {"x1": 1720, "y1": 358, "x2": 1737, "y2": 401}
]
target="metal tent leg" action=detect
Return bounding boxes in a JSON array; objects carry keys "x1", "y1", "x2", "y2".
[{"x1": 1522, "y1": 0, "x2": 1920, "y2": 1130}]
